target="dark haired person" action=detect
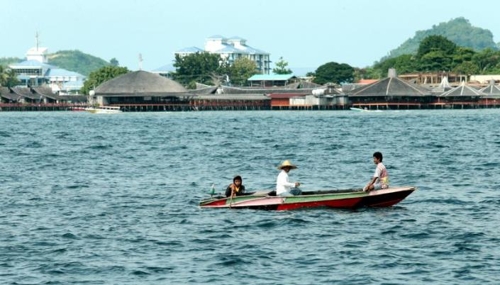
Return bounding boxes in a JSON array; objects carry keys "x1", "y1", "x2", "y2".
[
  {"x1": 363, "y1": 152, "x2": 389, "y2": 192},
  {"x1": 225, "y1": 175, "x2": 246, "y2": 198}
]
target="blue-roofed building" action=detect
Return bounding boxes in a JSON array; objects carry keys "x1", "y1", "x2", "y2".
[
  {"x1": 175, "y1": 46, "x2": 204, "y2": 56},
  {"x1": 174, "y1": 35, "x2": 271, "y2": 74},
  {"x1": 8, "y1": 45, "x2": 86, "y2": 94},
  {"x1": 151, "y1": 64, "x2": 175, "y2": 79},
  {"x1": 8, "y1": 60, "x2": 53, "y2": 86},
  {"x1": 248, "y1": 74, "x2": 297, "y2": 87}
]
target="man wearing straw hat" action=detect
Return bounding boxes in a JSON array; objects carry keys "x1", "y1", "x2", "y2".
[{"x1": 276, "y1": 160, "x2": 301, "y2": 196}]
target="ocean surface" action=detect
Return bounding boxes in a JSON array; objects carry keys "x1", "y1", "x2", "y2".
[{"x1": 1, "y1": 109, "x2": 499, "y2": 284}]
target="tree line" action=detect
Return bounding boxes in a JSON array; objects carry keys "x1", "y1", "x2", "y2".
[
  {"x1": 4, "y1": 34, "x2": 500, "y2": 93},
  {"x1": 362, "y1": 35, "x2": 500, "y2": 80},
  {"x1": 171, "y1": 53, "x2": 295, "y2": 88},
  {"x1": 170, "y1": 35, "x2": 500, "y2": 88}
]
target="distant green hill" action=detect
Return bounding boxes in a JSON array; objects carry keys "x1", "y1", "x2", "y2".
[
  {"x1": 0, "y1": 57, "x2": 22, "y2": 66},
  {"x1": 47, "y1": 50, "x2": 110, "y2": 76},
  {"x1": 0, "y1": 50, "x2": 111, "y2": 76},
  {"x1": 382, "y1": 17, "x2": 498, "y2": 62}
]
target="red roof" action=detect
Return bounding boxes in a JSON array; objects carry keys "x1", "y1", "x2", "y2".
[{"x1": 358, "y1": 79, "x2": 378, "y2": 84}]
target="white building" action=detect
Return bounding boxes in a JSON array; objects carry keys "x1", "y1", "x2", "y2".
[
  {"x1": 175, "y1": 35, "x2": 271, "y2": 74},
  {"x1": 9, "y1": 46, "x2": 86, "y2": 94},
  {"x1": 26, "y1": 46, "x2": 49, "y2": 63}
]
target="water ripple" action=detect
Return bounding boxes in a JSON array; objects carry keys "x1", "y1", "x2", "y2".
[{"x1": 1, "y1": 110, "x2": 500, "y2": 284}]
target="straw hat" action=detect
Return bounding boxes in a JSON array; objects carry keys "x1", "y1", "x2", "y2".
[{"x1": 277, "y1": 160, "x2": 298, "y2": 170}]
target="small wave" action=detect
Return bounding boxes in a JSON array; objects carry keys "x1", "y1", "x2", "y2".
[
  {"x1": 87, "y1": 144, "x2": 113, "y2": 150},
  {"x1": 66, "y1": 184, "x2": 90, "y2": 189},
  {"x1": 84, "y1": 234, "x2": 105, "y2": 240},
  {"x1": 214, "y1": 253, "x2": 246, "y2": 267},
  {"x1": 479, "y1": 199, "x2": 500, "y2": 205},
  {"x1": 51, "y1": 248, "x2": 67, "y2": 254},
  {"x1": 145, "y1": 266, "x2": 174, "y2": 273},
  {"x1": 151, "y1": 240, "x2": 183, "y2": 247},
  {"x1": 62, "y1": 233, "x2": 79, "y2": 239},
  {"x1": 0, "y1": 131, "x2": 11, "y2": 137},
  {"x1": 401, "y1": 232, "x2": 432, "y2": 239},
  {"x1": 131, "y1": 270, "x2": 150, "y2": 276},
  {"x1": 33, "y1": 241, "x2": 58, "y2": 247},
  {"x1": 325, "y1": 144, "x2": 345, "y2": 151},
  {"x1": 480, "y1": 162, "x2": 500, "y2": 167},
  {"x1": 47, "y1": 269, "x2": 65, "y2": 274},
  {"x1": 23, "y1": 141, "x2": 44, "y2": 148},
  {"x1": 417, "y1": 198, "x2": 467, "y2": 205}
]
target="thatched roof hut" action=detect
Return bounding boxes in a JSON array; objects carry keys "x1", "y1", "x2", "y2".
[
  {"x1": 349, "y1": 69, "x2": 431, "y2": 97},
  {"x1": 95, "y1": 70, "x2": 187, "y2": 96},
  {"x1": 480, "y1": 79, "x2": 500, "y2": 97},
  {"x1": 439, "y1": 81, "x2": 484, "y2": 97}
]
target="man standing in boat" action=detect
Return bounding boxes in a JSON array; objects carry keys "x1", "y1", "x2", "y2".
[
  {"x1": 363, "y1": 152, "x2": 389, "y2": 192},
  {"x1": 276, "y1": 160, "x2": 301, "y2": 196}
]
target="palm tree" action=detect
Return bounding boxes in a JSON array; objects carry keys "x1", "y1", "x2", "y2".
[
  {"x1": 0, "y1": 65, "x2": 9, "y2": 86},
  {"x1": 0, "y1": 65, "x2": 20, "y2": 87}
]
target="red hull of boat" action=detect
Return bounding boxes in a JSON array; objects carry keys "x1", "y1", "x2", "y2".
[
  {"x1": 276, "y1": 197, "x2": 363, "y2": 210},
  {"x1": 199, "y1": 186, "x2": 416, "y2": 211}
]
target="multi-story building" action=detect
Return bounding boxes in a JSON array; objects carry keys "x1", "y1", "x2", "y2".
[
  {"x1": 175, "y1": 35, "x2": 271, "y2": 74},
  {"x1": 9, "y1": 45, "x2": 86, "y2": 95}
]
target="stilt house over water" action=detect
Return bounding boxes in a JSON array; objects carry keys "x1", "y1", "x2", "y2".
[
  {"x1": 93, "y1": 70, "x2": 194, "y2": 111},
  {"x1": 479, "y1": 79, "x2": 500, "y2": 107},
  {"x1": 348, "y1": 68, "x2": 432, "y2": 110}
]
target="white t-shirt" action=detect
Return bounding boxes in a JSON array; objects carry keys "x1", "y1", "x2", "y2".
[
  {"x1": 373, "y1": 162, "x2": 389, "y2": 187},
  {"x1": 276, "y1": 170, "x2": 296, "y2": 195}
]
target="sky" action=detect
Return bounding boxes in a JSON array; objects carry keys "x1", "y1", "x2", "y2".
[{"x1": 3, "y1": 0, "x2": 500, "y2": 75}]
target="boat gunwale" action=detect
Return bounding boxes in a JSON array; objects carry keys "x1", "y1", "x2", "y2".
[{"x1": 199, "y1": 186, "x2": 416, "y2": 207}]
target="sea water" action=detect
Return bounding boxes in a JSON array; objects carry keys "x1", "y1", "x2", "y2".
[{"x1": 0, "y1": 110, "x2": 499, "y2": 284}]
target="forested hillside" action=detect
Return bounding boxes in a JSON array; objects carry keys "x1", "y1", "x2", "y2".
[
  {"x1": 0, "y1": 57, "x2": 22, "y2": 66},
  {"x1": 383, "y1": 17, "x2": 498, "y2": 61},
  {"x1": 0, "y1": 50, "x2": 111, "y2": 76},
  {"x1": 47, "y1": 50, "x2": 111, "y2": 76}
]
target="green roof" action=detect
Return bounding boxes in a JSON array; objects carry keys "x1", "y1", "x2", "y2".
[{"x1": 248, "y1": 74, "x2": 296, "y2": 81}]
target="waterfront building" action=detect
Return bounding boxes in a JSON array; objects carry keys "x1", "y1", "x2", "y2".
[
  {"x1": 480, "y1": 79, "x2": 500, "y2": 95},
  {"x1": 93, "y1": 70, "x2": 192, "y2": 111},
  {"x1": 399, "y1": 72, "x2": 467, "y2": 85},
  {"x1": 0, "y1": 86, "x2": 61, "y2": 104},
  {"x1": 471, "y1": 75, "x2": 500, "y2": 84},
  {"x1": 8, "y1": 45, "x2": 86, "y2": 94},
  {"x1": 151, "y1": 64, "x2": 174, "y2": 78},
  {"x1": 191, "y1": 94, "x2": 270, "y2": 111},
  {"x1": 436, "y1": 81, "x2": 484, "y2": 108},
  {"x1": 348, "y1": 68, "x2": 433, "y2": 110},
  {"x1": 479, "y1": 79, "x2": 500, "y2": 107},
  {"x1": 175, "y1": 35, "x2": 271, "y2": 74},
  {"x1": 431, "y1": 76, "x2": 452, "y2": 94},
  {"x1": 247, "y1": 74, "x2": 297, "y2": 87}
]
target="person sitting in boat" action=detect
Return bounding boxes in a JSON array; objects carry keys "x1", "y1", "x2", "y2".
[
  {"x1": 225, "y1": 175, "x2": 246, "y2": 198},
  {"x1": 276, "y1": 160, "x2": 301, "y2": 196},
  {"x1": 363, "y1": 152, "x2": 389, "y2": 192}
]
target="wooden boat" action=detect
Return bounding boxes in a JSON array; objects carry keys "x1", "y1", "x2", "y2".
[
  {"x1": 199, "y1": 186, "x2": 416, "y2": 210},
  {"x1": 85, "y1": 106, "x2": 122, "y2": 114}
]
